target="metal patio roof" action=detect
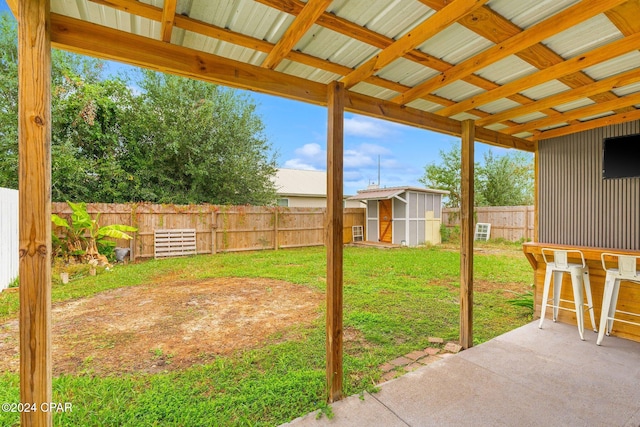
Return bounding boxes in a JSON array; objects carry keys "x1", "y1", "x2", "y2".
[{"x1": 7, "y1": 0, "x2": 640, "y2": 150}]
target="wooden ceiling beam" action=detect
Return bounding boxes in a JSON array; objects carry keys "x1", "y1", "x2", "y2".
[
  {"x1": 89, "y1": 0, "x2": 160, "y2": 19},
  {"x1": 160, "y1": 0, "x2": 177, "y2": 43},
  {"x1": 506, "y1": 92, "x2": 640, "y2": 137},
  {"x1": 395, "y1": 0, "x2": 628, "y2": 106},
  {"x1": 536, "y1": 108, "x2": 640, "y2": 140},
  {"x1": 480, "y1": 68, "x2": 640, "y2": 130},
  {"x1": 420, "y1": 0, "x2": 631, "y2": 121},
  {"x1": 261, "y1": 0, "x2": 333, "y2": 70},
  {"x1": 259, "y1": 0, "x2": 537, "y2": 126},
  {"x1": 435, "y1": 31, "x2": 640, "y2": 118},
  {"x1": 49, "y1": 13, "x2": 533, "y2": 152},
  {"x1": 340, "y1": 0, "x2": 488, "y2": 89}
]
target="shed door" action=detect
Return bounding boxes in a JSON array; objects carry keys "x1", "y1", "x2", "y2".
[{"x1": 379, "y1": 199, "x2": 392, "y2": 243}]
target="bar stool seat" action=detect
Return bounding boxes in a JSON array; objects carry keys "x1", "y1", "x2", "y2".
[
  {"x1": 539, "y1": 248, "x2": 597, "y2": 340},
  {"x1": 597, "y1": 253, "x2": 640, "y2": 346}
]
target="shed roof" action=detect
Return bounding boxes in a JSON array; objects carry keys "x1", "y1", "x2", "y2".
[
  {"x1": 348, "y1": 186, "x2": 449, "y2": 201},
  {"x1": 8, "y1": 0, "x2": 639, "y2": 150}
]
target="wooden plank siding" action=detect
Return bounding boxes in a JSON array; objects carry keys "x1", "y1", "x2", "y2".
[{"x1": 51, "y1": 203, "x2": 365, "y2": 259}]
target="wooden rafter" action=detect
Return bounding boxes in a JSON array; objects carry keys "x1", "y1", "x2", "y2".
[
  {"x1": 395, "y1": 0, "x2": 628, "y2": 106},
  {"x1": 508, "y1": 92, "x2": 640, "y2": 137},
  {"x1": 478, "y1": 68, "x2": 640, "y2": 129},
  {"x1": 536, "y1": 108, "x2": 640, "y2": 140},
  {"x1": 339, "y1": 0, "x2": 488, "y2": 89},
  {"x1": 436, "y1": 31, "x2": 640, "y2": 118},
  {"x1": 160, "y1": 0, "x2": 177, "y2": 43},
  {"x1": 49, "y1": 13, "x2": 534, "y2": 152},
  {"x1": 261, "y1": 0, "x2": 333, "y2": 70},
  {"x1": 419, "y1": 0, "x2": 636, "y2": 117},
  {"x1": 257, "y1": 0, "x2": 544, "y2": 129}
]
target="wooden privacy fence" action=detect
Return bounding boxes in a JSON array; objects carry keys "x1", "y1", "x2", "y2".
[
  {"x1": 442, "y1": 205, "x2": 534, "y2": 242},
  {"x1": 51, "y1": 203, "x2": 365, "y2": 261},
  {"x1": 0, "y1": 188, "x2": 19, "y2": 290}
]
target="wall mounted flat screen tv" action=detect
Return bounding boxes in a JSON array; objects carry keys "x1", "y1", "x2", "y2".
[{"x1": 603, "y1": 133, "x2": 640, "y2": 179}]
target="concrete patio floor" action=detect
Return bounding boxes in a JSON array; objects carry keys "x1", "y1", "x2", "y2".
[{"x1": 283, "y1": 321, "x2": 640, "y2": 427}]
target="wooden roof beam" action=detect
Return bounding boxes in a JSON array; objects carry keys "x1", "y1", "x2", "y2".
[
  {"x1": 394, "y1": 0, "x2": 628, "y2": 106},
  {"x1": 419, "y1": 0, "x2": 633, "y2": 121},
  {"x1": 436, "y1": 31, "x2": 640, "y2": 117},
  {"x1": 536, "y1": 108, "x2": 640, "y2": 140},
  {"x1": 261, "y1": 0, "x2": 333, "y2": 70},
  {"x1": 257, "y1": 0, "x2": 535, "y2": 128},
  {"x1": 49, "y1": 13, "x2": 533, "y2": 152},
  {"x1": 340, "y1": 0, "x2": 488, "y2": 89},
  {"x1": 481, "y1": 68, "x2": 640, "y2": 131},
  {"x1": 160, "y1": 0, "x2": 177, "y2": 43},
  {"x1": 506, "y1": 92, "x2": 640, "y2": 137}
]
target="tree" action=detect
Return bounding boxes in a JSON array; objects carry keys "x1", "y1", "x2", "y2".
[
  {"x1": 121, "y1": 70, "x2": 277, "y2": 205},
  {"x1": 419, "y1": 143, "x2": 484, "y2": 208},
  {"x1": 478, "y1": 150, "x2": 533, "y2": 206},
  {"x1": 0, "y1": 14, "x2": 18, "y2": 189},
  {"x1": 419, "y1": 142, "x2": 533, "y2": 207},
  {"x1": 0, "y1": 13, "x2": 277, "y2": 205}
]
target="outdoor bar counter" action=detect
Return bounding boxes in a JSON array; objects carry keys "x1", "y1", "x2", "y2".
[{"x1": 523, "y1": 242, "x2": 640, "y2": 343}]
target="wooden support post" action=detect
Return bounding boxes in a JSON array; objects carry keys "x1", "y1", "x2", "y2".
[
  {"x1": 18, "y1": 0, "x2": 52, "y2": 425},
  {"x1": 326, "y1": 81, "x2": 344, "y2": 402},
  {"x1": 460, "y1": 119, "x2": 474, "y2": 350}
]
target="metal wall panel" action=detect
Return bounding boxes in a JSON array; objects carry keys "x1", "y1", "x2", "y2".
[{"x1": 539, "y1": 120, "x2": 640, "y2": 250}]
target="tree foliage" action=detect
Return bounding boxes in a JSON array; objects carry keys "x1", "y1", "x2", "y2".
[
  {"x1": 0, "y1": 13, "x2": 277, "y2": 205},
  {"x1": 420, "y1": 142, "x2": 533, "y2": 208}
]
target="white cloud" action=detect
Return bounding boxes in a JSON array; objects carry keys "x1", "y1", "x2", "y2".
[
  {"x1": 282, "y1": 159, "x2": 318, "y2": 170},
  {"x1": 295, "y1": 143, "x2": 325, "y2": 158},
  {"x1": 344, "y1": 116, "x2": 399, "y2": 139}
]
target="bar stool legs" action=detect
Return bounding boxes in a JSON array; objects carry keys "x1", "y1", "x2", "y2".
[
  {"x1": 539, "y1": 249, "x2": 597, "y2": 341},
  {"x1": 597, "y1": 253, "x2": 640, "y2": 346}
]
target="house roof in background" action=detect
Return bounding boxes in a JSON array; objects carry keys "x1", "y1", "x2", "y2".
[
  {"x1": 8, "y1": 0, "x2": 640, "y2": 151},
  {"x1": 273, "y1": 168, "x2": 327, "y2": 197},
  {"x1": 348, "y1": 186, "x2": 449, "y2": 201}
]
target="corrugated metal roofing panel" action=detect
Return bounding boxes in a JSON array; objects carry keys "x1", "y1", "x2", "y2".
[
  {"x1": 475, "y1": 55, "x2": 538, "y2": 86},
  {"x1": 487, "y1": 0, "x2": 580, "y2": 30},
  {"x1": 583, "y1": 52, "x2": 640, "y2": 81},
  {"x1": 519, "y1": 80, "x2": 571, "y2": 101},
  {"x1": 613, "y1": 82, "x2": 640, "y2": 97},
  {"x1": 405, "y1": 99, "x2": 444, "y2": 113},
  {"x1": 553, "y1": 98, "x2": 596, "y2": 113},
  {"x1": 349, "y1": 82, "x2": 399, "y2": 101},
  {"x1": 434, "y1": 80, "x2": 485, "y2": 103},
  {"x1": 344, "y1": 0, "x2": 432, "y2": 40},
  {"x1": 376, "y1": 58, "x2": 439, "y2": 87},
  {"x1": 277, "y1": 60, "x2": 340, "y2": 84},
  {"x1": 298, "y1": 27, "x2": 379, "y2": 69},
  {"x1": 511, "y1": 111, "x2": 548, "y2": 124},
  {"x1": 181, "y1": 31, "x2": 265, "y2": 66},
  {"x1": 450, "y1": 112, "x2": 482, "y2": 121},
  {"x1": 479, "y1": 98, "x2": 523, "y2": 115},
  {"x1": 417, "y1": 23, "x2": 493, "y2": 65},
  {"x1": 542, "y1": 14, "x2": 623, "y2": 59}
]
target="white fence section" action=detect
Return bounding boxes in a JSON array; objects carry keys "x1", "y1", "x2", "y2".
[{"x1": 0, "y1": 188, "x2": 19, "y2": 291}]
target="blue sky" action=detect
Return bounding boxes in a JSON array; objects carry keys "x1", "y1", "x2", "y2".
[{"x1": 1, "y1": 1, "x2": 516, "y2": 196}]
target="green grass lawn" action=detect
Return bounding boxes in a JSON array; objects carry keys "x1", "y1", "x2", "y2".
[{"x1": 0, "y1": 243, "x2": 533, "y2": 426}]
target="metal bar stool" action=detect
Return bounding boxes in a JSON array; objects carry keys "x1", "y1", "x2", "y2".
[
  {"x1": 597, "y1": 253, "x2": 640, "y2": 346},
  {"x1": 539, "y1": 248, "x2": 597, "y2": 340}
]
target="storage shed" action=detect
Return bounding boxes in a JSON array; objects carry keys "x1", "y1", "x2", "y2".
[{"x1": 349, "y1": 186, "x2": 448, "y2": 246}]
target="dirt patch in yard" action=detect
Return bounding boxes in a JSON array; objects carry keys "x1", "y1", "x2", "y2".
[{"x1": 0, "y1": 278, "x2": 322, "y2": 376}]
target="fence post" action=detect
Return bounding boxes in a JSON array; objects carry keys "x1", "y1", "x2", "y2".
[
  {"x1": 211, "y1": 210, "x2": 217, "y2": 254},
  {"x1": 274, "y1": 208, "x2": 279, "y2": 251}
]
